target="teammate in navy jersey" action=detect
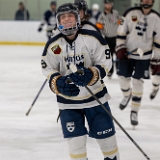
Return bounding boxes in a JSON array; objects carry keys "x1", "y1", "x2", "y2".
[{"x1": 38, "y1": 1, "x2": 57, "y2": 39}]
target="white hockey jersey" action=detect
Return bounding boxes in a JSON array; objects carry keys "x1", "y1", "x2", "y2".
[
  {"x1": 41, "y1": 29, "x2": 112, "y2": 110},
  {"x1": 80, "y1": 20, "x2": 100, "y2": 32},
  {"x1": 117, "y1": 7, "x2": 160, "y2": 60}
]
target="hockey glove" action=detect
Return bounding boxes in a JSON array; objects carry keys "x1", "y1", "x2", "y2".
[
  {"x1": 69, "y1": 67, "x2": 99, "y2": 87},
  {"x1": 49, "y1": 73, "x2": 80, "y2": 96},
  {"x1": 150, "y1": 59, "x2": 160, "y2": 75},
  {"x1": 116, "y1": 44, "x2": 128, "y2": 60}
]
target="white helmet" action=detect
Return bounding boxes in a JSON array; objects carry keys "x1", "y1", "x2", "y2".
[{"x1": 92, "y1": 3, "x2": 99, "y2": 10}]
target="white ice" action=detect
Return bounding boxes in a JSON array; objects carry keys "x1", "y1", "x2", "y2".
[{"x1": 0, "y1": 45, "x2": 160, "y2": 160}]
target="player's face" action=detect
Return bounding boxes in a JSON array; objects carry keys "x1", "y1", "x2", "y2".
[
  {"x1": 19, "y1": 4, "x2": 24, "y2": 10},
  {"x1": 79, "y1": 9, "x2": 85, "y2": 20},
  {"x1": 59, "y1": 12, "x2": 76, "y2": 28},
  {"x1": 51, "y1": 4, "x2": 56, "y2": 11},
  {"x1": 104, "y1": 3, "x2": 113, "y2": 11},
  {"x1": 92, "y1": 8, "x2": 98, "y2": 12},
  {"x1": 142, "y1": 0, "x2": 153, "y2": 5}
]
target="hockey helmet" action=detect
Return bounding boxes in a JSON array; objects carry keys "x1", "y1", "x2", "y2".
[
  {"x1": 56, "y1": 3, "x2": 81, "y2": 36},
  {"x1": 92, "y1": 4, "x2": 99, "y2": 10},
  {"x1": 73, "y1": 0, "x2": 88, "y2": 14},
  {"x1": 104, "y1": 0, "x2": 113, "y2": 4},
  {"x1": 50, "y1": 1, "x2": 56, "y2": 6}
]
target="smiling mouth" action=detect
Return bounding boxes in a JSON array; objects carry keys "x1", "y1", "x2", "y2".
[
  {"x1": 63, "y1": 22, "x2": 72, "y2": 25},
  {"x1": 63, "y1": 22, "x2": 74, "y2": 28}
]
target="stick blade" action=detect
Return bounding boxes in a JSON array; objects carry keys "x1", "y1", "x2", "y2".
[
  {"x1": 137, "y1": 48, "x2": 144, "y2": 58},
  {"x1": 26, "y1": 106, "x2": 32, "y2": 116}
]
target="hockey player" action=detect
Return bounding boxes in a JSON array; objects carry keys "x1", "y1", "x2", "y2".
[
  {"x1": 88, "y1": 3, "x2": 101, "y2": 25},
  {"x1": 116, "y1": 0, "x2": 160, "y2": 126},
  {"x1": 38, "y1": 1, "x2": 57, "y2": 40},
  {"x1": 41, "y1": 3, "x2": 119, "y2": 160},
  {"x1": 73, "y1": 0, "x2": 100, "y2": 32}
]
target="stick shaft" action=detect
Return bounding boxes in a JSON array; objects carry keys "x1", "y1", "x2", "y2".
[
  {"x1": 26, "y1": 79, "x2": 47, "y2": 116},
  {"x1": 85, "y1": 86, "x2": 150, "y2": 160}
]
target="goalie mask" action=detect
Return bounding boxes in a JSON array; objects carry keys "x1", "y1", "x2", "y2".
[
  {"x1": 56, "y1": 3, "x2": 81, "y2": 36},
  {"x1": 140, "y1": 0, "x2": 154, "y2": 9}
]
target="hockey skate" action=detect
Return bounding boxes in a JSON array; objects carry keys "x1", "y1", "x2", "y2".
[
  {"x1": 150, "y1": 89, "x2": 159, "y2": 100},
  {"x1": 130, "y1": 111, "x2": 138, "y2": 129},
  {"x1": 119, "y1": 94, "x2": 131, "y2": 110}
]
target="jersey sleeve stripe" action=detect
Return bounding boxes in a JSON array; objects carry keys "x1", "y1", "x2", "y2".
[
  {"x1": 117, "y1": 35, "x2": 126, "y2": 40},
  {"x1": 95, "y1": 65, "x2": 106, "y2": 79},
  {"x1": 154, "y1": 42, "x2": 160, "y2": 49}
]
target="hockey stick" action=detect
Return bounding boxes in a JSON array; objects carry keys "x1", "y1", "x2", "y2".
[
  {"x1": 69, "y1": 64, "x2": 150, "y2": 160},
  {"x1": 128, "y1": 48, "x2": 144, "y2": 58},
  {"x1": 26, "y1": 79, "x2": 47, "y2": 116}
]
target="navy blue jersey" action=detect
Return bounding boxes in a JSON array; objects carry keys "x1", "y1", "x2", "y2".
[
  {"x1": 44, "y1": 10, "x2": 56, "y2": 27},
  {"x1": 38, "y1": 10, "x2": 57, "y2": 31}
]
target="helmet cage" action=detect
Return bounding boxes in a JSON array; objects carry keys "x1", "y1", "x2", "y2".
[{"x1": 56, "y1": 9, "x2": 81, "y2": 36}]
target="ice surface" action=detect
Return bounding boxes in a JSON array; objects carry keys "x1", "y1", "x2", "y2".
[{"x1": 0, "y1": 46, "x2": 159, "y2": 160}]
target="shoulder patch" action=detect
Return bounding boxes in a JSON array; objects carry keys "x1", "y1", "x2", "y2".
[
  {"x1": 132, "y1": 16, "x2": 138, "y2": 22},
  {"x1": 51, "y1": 44, "x2": 62, "y2": 54},
  {"x1": 42, "y1": 33, "x2": 63, "y2": 56}
]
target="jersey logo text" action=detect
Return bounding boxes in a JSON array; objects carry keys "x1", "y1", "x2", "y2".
[{"x1": 97, "y1": 128, "x2": 113, "y2": 135}]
